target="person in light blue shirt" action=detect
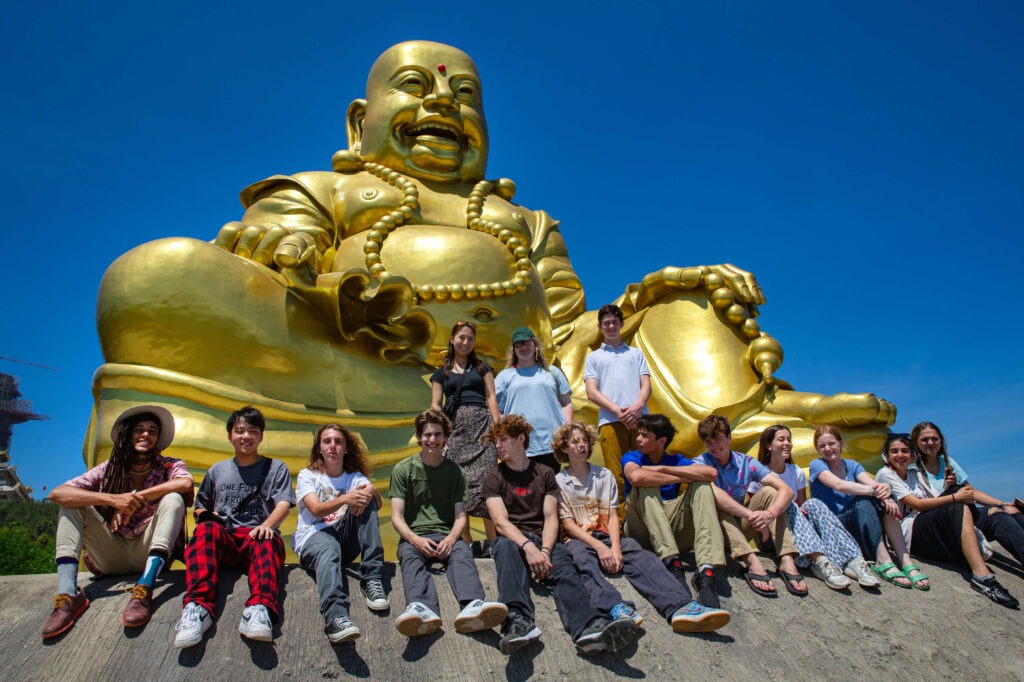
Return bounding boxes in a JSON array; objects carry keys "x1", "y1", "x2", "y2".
[
  {"x1": 693, "y1": 415, "x2": 802, "y2": 597},
  {"x1": 808, "y1": 425, "x2": 912, "y2": 588},
  {"x1": 494, "y1": 327, "x2": 572, "y2": 474}
]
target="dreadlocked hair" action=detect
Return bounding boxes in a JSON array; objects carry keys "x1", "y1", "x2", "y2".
[{"x1": 100, "y1": 412, "x2": 162, "y2": 496}]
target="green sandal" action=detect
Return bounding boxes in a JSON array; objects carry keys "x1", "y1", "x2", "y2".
[
  {"x1": 902, "y1": 563, "x2": 930, "y2": 591},
  {"x1": 870, "y1": 561, "x2": 911, "y2": 589}
]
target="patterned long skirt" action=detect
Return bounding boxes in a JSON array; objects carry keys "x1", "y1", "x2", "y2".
[
  {"x1": 787, "y1": 498, "x2": 862, "y2": 569},
  {"x1": 444, "y1": 404, "x2": 497, "y2": 518}
]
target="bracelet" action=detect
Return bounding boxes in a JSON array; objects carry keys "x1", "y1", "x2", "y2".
[
  {"x1": 950, "y1": 495, "x2": 956, "y2": 505},
  {"x1": 519, "y1": 539, "x2": 530, "y2": 550},
  {"x1": 540, "y1": 547, "x2": 552, "y2": 554}
]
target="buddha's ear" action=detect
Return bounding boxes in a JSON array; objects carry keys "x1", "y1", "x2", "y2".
[{"x1": 346, "y1": 99, "x2": 367, "y2": 152}]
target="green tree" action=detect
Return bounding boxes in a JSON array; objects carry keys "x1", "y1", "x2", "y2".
[{"x1": 0, "y1": 523, "x2": 55, "y2": 574}]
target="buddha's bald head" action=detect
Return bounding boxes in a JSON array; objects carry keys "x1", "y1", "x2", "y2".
[{"x1": 348, "y1": 41, "x2": 489, "y2": 183}]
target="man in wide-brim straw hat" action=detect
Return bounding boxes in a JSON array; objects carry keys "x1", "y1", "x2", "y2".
[{"x1": 44, "y1": 405, "x2": 194, "y2": 638}]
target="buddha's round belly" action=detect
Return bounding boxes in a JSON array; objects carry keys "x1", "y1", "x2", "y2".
[{"x1": 332, "y1": 225, "x2": 551, "y2": 365}]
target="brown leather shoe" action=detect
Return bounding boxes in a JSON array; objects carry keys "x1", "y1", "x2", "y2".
[
  {"x1": 42, "y1": 591, "x2": 90, "y2": 638},
  {"x1": 121, "y1": 585, "x2": 153, "y2": 628}
]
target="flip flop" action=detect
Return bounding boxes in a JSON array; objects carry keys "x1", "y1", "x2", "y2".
[
  {"x1": 743, "y1": 571, "x2": 777, "y2": 597},
  {"x1": 902, "y1": 563, "x2": 930, "y2": 591},
  {"x1": 779, "y1": 571, "x2": 808, "y2": 597},
  {"x1": 870, "y1": 561, "x2": 911, "y2": 589}
]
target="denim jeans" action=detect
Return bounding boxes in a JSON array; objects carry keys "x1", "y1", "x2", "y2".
[{"x1": 298, "y1": 500, "x2": 384, "y2": 623}]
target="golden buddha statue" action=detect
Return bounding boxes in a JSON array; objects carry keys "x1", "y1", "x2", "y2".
[{"x1": 89, "y1": 40, "x2": 894, "y2": 487}]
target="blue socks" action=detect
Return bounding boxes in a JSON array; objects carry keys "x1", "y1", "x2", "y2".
[
  {"x1": 56, "y1": 558, "x2": 79, "y2": 595},
  {"x1": 138, "y1": 554, "x2": 166, "y2": 588}
]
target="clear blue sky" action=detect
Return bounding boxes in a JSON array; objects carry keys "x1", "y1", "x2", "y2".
[{"x1": 2, "y1": 2, "x2": 1022, "y2": 500}]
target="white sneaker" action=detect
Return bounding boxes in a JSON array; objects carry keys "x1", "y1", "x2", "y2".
[
  {"x1": 238, "y1": 604, "x2": 273, "y2": 642},
  {"x1": 453, "y1": 599, "x2": 508, "y2": 633},
  {"x1": 395, "y1": 602, "x2": 442, "y2": 637},
  {"x1": 844, "y1": 557, "x2": 880, "y2": 588},
  {"x1": 174, "y1": 602, "x2": 212, "y2": 649},
  {"x1": 811, "y1": 558, "x2": 851, "y2": 590}
]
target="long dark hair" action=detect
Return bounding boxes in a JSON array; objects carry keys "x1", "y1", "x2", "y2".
[
  {"x1": 442, "y1": 321, "x2": 489, "y2": 376},
  {"x1": 100, "y1": 411, "x2": 163, "y2": 496},
  {"x1": 307, "y1": 423, "x2": 371, "y2": 476},
  {"x1": 757, "y1": 424, "x2": 791, "y2": 465}
]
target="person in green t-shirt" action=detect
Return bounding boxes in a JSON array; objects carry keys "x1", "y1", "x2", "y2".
[{"x1": 389, "y1": 409, "x2": 507, "y2": 638}]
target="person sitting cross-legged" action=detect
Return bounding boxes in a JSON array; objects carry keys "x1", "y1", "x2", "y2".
[
  {"x1": 553, "y1": 421, "x2": 730, "y2": 634},
  {"x1": 620, "y1": 414, "x2": 727, "y2": 609},
  {"x1": 481, "y1": 414, "x2": 639, "y2": 656},
  {"x1": 390, "y1": 409, "x2": 507, "y2": 639}
]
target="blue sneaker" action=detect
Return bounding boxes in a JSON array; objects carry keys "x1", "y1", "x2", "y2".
[
  {"x1": 609, "y1": 602, "x2": 644, "y2": 627},
  {"x1": 670, "y1": 600, "x2": 730, "y2": 633}
]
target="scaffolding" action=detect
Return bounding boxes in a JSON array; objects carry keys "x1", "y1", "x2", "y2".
[{"x1": 0, "y1": 373, "x2": 46, "y2": 500}]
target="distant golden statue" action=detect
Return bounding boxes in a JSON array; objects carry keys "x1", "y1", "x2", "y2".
[{"x1": 89, "y1": 40, "x2": 894, "y2": 479}]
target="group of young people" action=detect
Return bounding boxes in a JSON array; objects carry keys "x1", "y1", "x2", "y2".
[{"x1": 41, "y1": 305, "x2": 1021, "y2": 656}]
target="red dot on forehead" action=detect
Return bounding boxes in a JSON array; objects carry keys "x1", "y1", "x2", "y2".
[{"x1": 437, "y1": 63, "x2": 446, "y2": 74}]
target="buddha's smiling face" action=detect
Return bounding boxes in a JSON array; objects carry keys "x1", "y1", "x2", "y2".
[{"x1": 354, "y1": 41, "x2": 488, "y2": 183}]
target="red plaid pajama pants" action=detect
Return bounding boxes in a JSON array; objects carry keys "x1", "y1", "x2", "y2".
[{"x1": 183, "y1": 520, "x2": 285, "y2": 620}]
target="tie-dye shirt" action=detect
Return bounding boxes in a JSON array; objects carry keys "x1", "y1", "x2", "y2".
[
  {"x1": 555, "y1": 464, "x2": 618, "y2": 535},
  {"x1": 694, "y1": 450, "x2": 772, "y2": 504}
]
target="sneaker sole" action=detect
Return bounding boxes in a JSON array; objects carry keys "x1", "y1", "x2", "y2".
[
  {"x1": 454, "y1": 604, "x2": 509, "y2": 633},
  {"x1": 42, "y1": 598, "x2": 91, "y2": 639},
  {"x1": 499, "y1": 626, "x2": 541, "y2": 654},
  {"x1": 240, "y1": 627, "x2": 274, "y2": 642},
  {"x1": 598, "y1": 614, "x2": 634, "y2": 651},
  {"x1": 328, "y1": 627, "x2": 362, "y2": 644},
  {"x1": 366, "y1": 599, "x2": 390, "y2": 612},
  {"x1": 395, "y1": 616, "x2": 442, "y2": 637},
  {"x1": 672, "y1": 609, "x2": 731, "y2": 633}
]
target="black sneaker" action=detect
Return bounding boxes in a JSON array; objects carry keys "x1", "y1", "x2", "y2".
[
  {"x1": 691, "y1": 566, "x2": 721, "y2": 609},
  {"x1": 970, "y1": 575, "x2": 1019, "y2": 608},
  {"x1": 360, "y1": 578, "x2": 389, "y2": 612},
  {"x1": 499, "y1": 611, "x2": 541, "y2": 654},
  {"x1": 664, "y1": 556, "x2": 687, "y2": 585},
  {"x1": 574, "y1": 617, "x2": 638, "y2": 655}
]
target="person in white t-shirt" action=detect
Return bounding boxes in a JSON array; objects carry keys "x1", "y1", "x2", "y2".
[{"x1": 293, "y1": 423, "x2": 387, "y2": 643}]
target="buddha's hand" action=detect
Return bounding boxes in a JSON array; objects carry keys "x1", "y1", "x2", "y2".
[
  {"x1": 633, "y1": 264, "x2": 765, "y2": 311},
  {"x1": 214, "y1": 221, "x2": 331, "y2": 287}
]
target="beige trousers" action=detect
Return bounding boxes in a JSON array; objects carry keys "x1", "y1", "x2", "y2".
[
  {"x1": 718, "y1": 487, "x2": 798, "y2": 561},
  {"x1": 54, "y1": 493, "x2": 185, "y2": 574},
  {"x1": 599, "y1": 422, "x2": 635, "y2": 504},
  {"x1": 623, "y1": 481, "x2": 726, "y2": 567}
]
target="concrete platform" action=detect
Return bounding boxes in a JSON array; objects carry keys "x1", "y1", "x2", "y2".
[{"x1": 2, "y1": 552, "x2": 1023, "y2": 681}]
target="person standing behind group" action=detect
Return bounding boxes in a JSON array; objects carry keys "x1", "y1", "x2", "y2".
[
  {"x1": 875, "y1": 433, "x2": 1017, "y2": 606},
  {"x1": 749, "y1": 425, "x2": 878, "y2": 590},
  {"x1": 584, "y1": 304, "x2": 651, "y2": 501},
  {"x1": 45, "y1": 405, "x2": 193, "y2": 638},
  {"x1": 175, "y1": 406, "x2": 295, "y2": 649},
  {"x1": 293, "y1": 423, "x2": 387, "y2": 645},
  {"x1": 809, "y1": 425, "x2": 914, "y2": 589},
  {"x1": 494, "y1": 327, "x2": 573, "y2": 473},
  {"x1": 910, "y1": 421, "x2": 1024, "y2": 569},
  {"x1": 389, "y1": 410, "x2": 507, "y2": 639},
  {"x1": 430, "y1": 321, "x2": 501, "y2": 552}
]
